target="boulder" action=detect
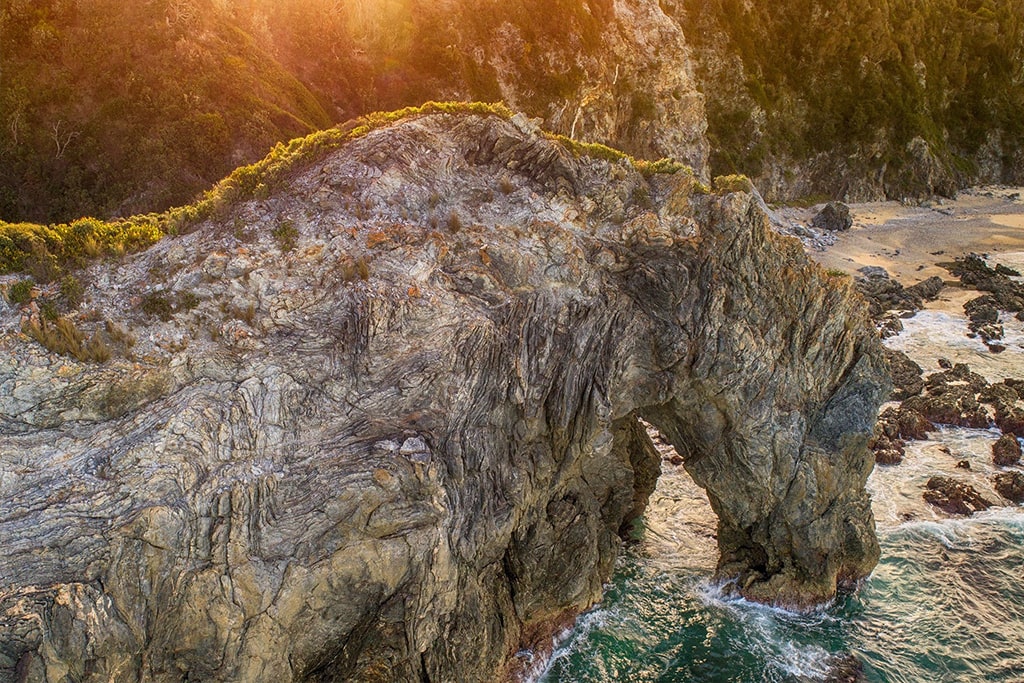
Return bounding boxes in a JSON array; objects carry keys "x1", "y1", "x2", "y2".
[
  {"x1": 994, "y1": 471, "x2": 1024, "y2": 503},
  {"x1": 993, "y1": 433, "x2": 1022, "y2": 467},
  {"x1": 812, "y1": 201, "x2": 853, "y2": 232}
]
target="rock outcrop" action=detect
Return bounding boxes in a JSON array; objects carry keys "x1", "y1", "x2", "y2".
[
  {"x1": 0, "y1": 112, "x2": 887, "y2": 681},
  {"x1": 923, "y1": 477, "x2": 994, "y2": 516},
  {"x1": 811, "y1": 202, "x2": 853, "y2": 232}
]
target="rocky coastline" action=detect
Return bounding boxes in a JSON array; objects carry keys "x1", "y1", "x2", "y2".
[{"x1": 0, "y1": 112, "x2": 887, "y2": 682}]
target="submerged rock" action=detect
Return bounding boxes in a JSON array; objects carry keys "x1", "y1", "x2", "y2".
[
  {"x1": 923, "y1": 476, "x2": 994, "y2": 515},
  {"x1": 993, "y1": 471, "x2": 1024, "y2": 503},
  {"x1": 993, "y1": 433, "x2": 1022, "y2": 467},
  {"x1": 0, "y1": 111, "x2": 887, "y2": 681}
]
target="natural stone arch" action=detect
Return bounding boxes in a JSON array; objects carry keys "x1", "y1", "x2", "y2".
[
  {"x1": 0, "y1": 112, "x2": 886, "y2": 682},
  {"x1": 614, "y1": 195, "x2": 885, "y2": 607}
]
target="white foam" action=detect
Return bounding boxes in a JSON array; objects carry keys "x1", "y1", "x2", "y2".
[{"x1": 695, "y1": 581, "x2": 836, "y2": 680}]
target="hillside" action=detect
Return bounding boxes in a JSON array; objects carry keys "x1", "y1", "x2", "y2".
[
  {"x1": 0, "y1": 0, "x2": 706, "y2": 224},
  {"x1": 2, "y1": 0, "x2": 1022, "y2": 223},
  {"x1": 673, "y1": 0, "x2": 1024, "y2": 200}
]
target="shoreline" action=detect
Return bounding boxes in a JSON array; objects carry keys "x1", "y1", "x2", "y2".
[{"x1": 797, "y1": 186, "x2": 1024, "y2": 282}]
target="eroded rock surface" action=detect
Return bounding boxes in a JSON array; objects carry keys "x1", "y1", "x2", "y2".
[
  {"x1": 0, "y1": 112, "x2": 886, "y2": 682},
  {"x1": 994, "y1": 471, "x2": 1024, "y2": 503},
  {"x1": 923, "y1": 476, "x2": 994, "y2": 515}
]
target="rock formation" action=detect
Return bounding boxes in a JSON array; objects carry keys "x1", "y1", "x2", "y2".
[
  {"x1": 811, "y1": 202, "x2": 853, "y2": 232},
  {"x1": 994, "y1": 471, "x2": 1024, "y2": 504},
  {"x1": 993, "y1": 433, "x2": 1022, "y2": 467},
  {"x1": 923, "y1": 476, "x2": 994, "y2": 516},
  {"x1": 0, "y1": 111, "x2": 887, "y2": 681}
]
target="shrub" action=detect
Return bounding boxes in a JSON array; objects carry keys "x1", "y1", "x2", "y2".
[
  {"x1": 60, "y1": 275, "x2": 83, "y2": 309},
  {"x1": 713, "y1": 174, "x2": 754, "y2": 194},
  {"x1": 141, "y1": 293, "x2": 174, "y2": 321},
  {"x1": 273, "y1": 219, "x2": 298, "y2": 252},
  {"x1": 7, "y1": 279, "x2": 33, "y2": 305}
]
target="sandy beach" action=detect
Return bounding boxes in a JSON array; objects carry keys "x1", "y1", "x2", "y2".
[{"x1": 805, "y1": 186, "x2": 1024, "y2": 282}]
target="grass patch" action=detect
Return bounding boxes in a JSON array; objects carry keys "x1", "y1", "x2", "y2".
[{"x1": 22, "y1": 316, "x2": 111, "y2": 363}]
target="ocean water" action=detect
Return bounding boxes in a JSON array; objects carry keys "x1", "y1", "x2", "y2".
[
  {"x1": 538, "y1": 269, "x2": 1024, "y2": 683},
  {"x1": 538, "y1": 445, "x2": 1024, "y2": 683}
]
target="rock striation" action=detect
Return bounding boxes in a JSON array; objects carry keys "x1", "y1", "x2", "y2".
[{"x1": 0, "y1": 112, "x2": 887, "y2": 681}]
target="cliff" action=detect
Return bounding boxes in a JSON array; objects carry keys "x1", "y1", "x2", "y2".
[{"x1": 0, "y1": 111, "x2": 887, "y2": 681}]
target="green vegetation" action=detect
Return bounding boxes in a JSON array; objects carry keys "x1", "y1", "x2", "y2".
[
  {"x1": 0, "y1": 0, "x2": 332, "y2": 224},
  {"x1": 1, "y1": 100, "x2": 681, "y2": 277},
  {"x1": 3, "y1": 0, "x2": 1021, "y2": 220},
  {"x1": 0, "y1": 217, "x2": 163, "y2": 279},
  {"x1": 712, "y1": 174, "x2": 753, "y2": 194},
  {"x1": 7, "y1": 279, "x2": 32, "y2": 305},
  {"x1": 545, "y1": 134, "x2": 687, "y2": 176},
  {"x1": 678, "y1": 0, "x2": 1024, "y2": 196},
  {"x1": 273, "y1": 219, "x2": 299, "y2": 252},
  {"x1": 140, "y1": 290, "x2": 200, "y2": 322},
  {"x1": 140, "y1": 293, "x2": 174, "y2": 322}
]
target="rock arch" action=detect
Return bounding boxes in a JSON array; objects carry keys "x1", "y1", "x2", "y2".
[{"x1": 0, "y1": 112, "x2": 886, "y2": 682}]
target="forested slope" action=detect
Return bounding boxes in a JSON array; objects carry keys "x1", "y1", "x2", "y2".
[
  {"x1": 674, "y1": 0, "x2": 1024, "y2": 199},
  {"x1": 2, "y1": 0, "x2": 1022, "y2": 222}
]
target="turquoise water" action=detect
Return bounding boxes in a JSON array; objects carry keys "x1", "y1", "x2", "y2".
[{"x1": 539, "y1": 450, "x2": 1024, "y2": 683}]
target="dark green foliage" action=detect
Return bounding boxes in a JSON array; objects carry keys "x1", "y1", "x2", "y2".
[
  {"x1": 678, "y1": 0, "x2": 1024, "y2": 196},
  {"x1": 60, "y1": 275, "x2": 83, "y2": 309},
  {"x1": 7, "y1": 279, "x2": 32, "y2": 305},
  {"x1": 140, "y1": 293, "x2": 174, "y2": 322},
  {"x1": 273, "y1": 219, "x2": 299, "y2": 252},
  {"x1": 140, "y1": 289, "x2": 200, "y2": 321},
  {"x1": 0, "y1": 0, "x2": 331, "y2": 225}
]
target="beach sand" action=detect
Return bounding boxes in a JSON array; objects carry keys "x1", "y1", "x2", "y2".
[
  {"x1": 804, "y1": 186, "x2": 1024, "y2": 283},
  {"x1": 806, "y1": 184, "x2": 1024, "y2": 378}
]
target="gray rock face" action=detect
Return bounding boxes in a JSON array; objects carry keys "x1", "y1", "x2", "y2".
[
  {"x1": 812, "y1": 202, "x2": 853, "y2": 232},
  {"x1": 0, "y1": 112, "x2": 887, "y2": 681}
]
